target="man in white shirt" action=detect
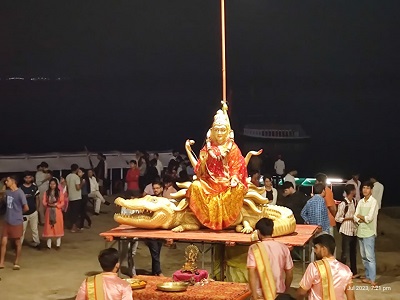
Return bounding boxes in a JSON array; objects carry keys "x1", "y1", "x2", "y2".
[
  {"x1": 274, "y1": 155, "x2": 285, "y2": 186},
  {"x1": 370, "y1": 176, "x2": 384, "y2": 209},
  {"x1": 87, "y1": 169, "x2": 110, "y2": 215},
  {"x1": 345, "y1": 173, "x2": 361, "y2": 201},
  {"x1": 153, "y1": 153, "x2": 163, "y2": 176},
  {"x1": 284, "y1": 170, "x2": 297, "y2": 190},
  {"x1": 66, "y1": 164, "x2": 85, "y2": 233},
  {"x1": 353, "y1": 181, "x2": 378, "y2": 286}
]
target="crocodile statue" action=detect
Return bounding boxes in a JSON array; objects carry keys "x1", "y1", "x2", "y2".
[{"x1": 114, "y1": 193, "x2": 296, "y2": 237}]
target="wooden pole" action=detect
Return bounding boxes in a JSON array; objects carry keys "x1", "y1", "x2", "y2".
[{"x1": 221, "y1": 0, "x2": 227, "y2": 103}]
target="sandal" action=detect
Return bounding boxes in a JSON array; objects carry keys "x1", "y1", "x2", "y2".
[
  {"x1": 13, "y1": 264, "x2": 20, "y2": 270},
  {"x1": 352, "y1": 274, "x2": 361, "y2": 279}
]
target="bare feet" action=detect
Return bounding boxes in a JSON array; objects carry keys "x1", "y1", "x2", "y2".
[
  {"x1": 361, "y1": 279, "x2": 371, "y2": 284},
  {"x1": 352, "y1": 274, "x2": 361, "y2": 279}
]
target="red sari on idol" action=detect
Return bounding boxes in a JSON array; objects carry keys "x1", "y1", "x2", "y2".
[{"x1": 187, "y1": 141, "x2": 248, "y2": 230}]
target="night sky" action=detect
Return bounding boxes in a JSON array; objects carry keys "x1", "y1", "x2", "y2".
[{"x1": 1, "y1": 1, "x2": 399, "y2": 202}]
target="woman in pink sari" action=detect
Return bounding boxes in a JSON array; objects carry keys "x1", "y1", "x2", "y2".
[{"x1": 43, "y1": 178, "x2": 64, "y2": 250}]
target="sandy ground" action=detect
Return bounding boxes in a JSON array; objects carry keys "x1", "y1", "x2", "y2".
[{"x1": 0, "y1": 198, "x2": 399, "y2": 300}]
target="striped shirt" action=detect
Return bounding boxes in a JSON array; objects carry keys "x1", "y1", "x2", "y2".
[
  {"x1": 335, "y1": 198, "x2": 357, "y2": 236},
  {"x1": 301, "y1": 194, "x2": 330, "y2": 233}
]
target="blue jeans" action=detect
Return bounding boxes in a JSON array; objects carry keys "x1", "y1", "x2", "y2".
[{"x1": 358, "y1": 236, "x2": 376, "y2": 281}]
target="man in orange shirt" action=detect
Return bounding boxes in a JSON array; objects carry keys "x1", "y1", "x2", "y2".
[{"x1": 315, "y1": 173, "x2": 337, "y2": 236}]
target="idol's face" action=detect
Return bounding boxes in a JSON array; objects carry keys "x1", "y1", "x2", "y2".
[{"x1": 211, "y1": 124, "x2": 229, "y2": 145}]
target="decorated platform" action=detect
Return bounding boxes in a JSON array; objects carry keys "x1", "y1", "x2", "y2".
[
  {"x1": 100, "y1": 224, "x2": 318, "y2": 246},
  {"x1": 131, "y1": 275, "x2": 250, "y2": 300},
  {"x1": 100, "y1": 224, "x2": 319, "y2": 277}
]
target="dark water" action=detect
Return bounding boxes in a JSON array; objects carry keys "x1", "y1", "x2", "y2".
[{"x1": 0, "y1": 79, "x2": 397, "y2": 207}]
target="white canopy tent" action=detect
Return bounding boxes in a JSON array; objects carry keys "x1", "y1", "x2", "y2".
[
  {"x1": 0, "y1": 151, "x2": 174, "y2": 173},
  {"x1": 0, "y1": 151, "x2": 175, "y2": 194}
]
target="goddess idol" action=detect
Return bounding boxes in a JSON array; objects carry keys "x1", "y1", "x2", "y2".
[{"x1": 185, "y1": 102, "x2": 248, "y2": 230}]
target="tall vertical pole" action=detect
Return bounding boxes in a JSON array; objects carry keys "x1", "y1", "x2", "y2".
[{"x1": 221, "y1": 0, "x2": 227, "y2": 103}]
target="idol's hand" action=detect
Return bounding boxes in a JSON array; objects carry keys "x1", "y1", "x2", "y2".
[
  {"x1": 230, "y1": 176, "x2": 239, "y2": 187},
  {"x1": 185, "y1": 139, "x2": 195, "y2": 152}
]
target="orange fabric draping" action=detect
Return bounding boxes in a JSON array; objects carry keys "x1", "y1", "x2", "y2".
[
  {"x1": 188, "y1": 143, "x2": 248, "y2": 230},
  {"x1": 132, "y1": 276, "x2": 250, "y2": 300}
]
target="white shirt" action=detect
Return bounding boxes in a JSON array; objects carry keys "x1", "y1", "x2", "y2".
[
  {"x1": 156, "y1": 159, "x2": 163, "y2": 176},
  {"x1": 35, "y1": 171, "x2": 49, "y2": 193},
  {"x1": 274, "y1": 159, "x2": 285, "y2": 175},
  {"x1": 372, "y1": 181, "x2": 384, "y2": 209},
  {"x1": 66, "y1": 173, "x2": 81, "y2": 201},
  {"x1": 89, "y1": 176, "x2": 99, "y2": 193},
  {"x1": 335, "y1": 197, "x2": 357, "y2": 236},
  {"x1": 261, "y1": 188, "x2": 278, "y2": 205},
  {"x1": 284, "y1": 173, "x2": 296, "y2": 189},
  {"x1": 345, "y1": 179, "x2": 361, "y2": 201},
  {"x1": 354, "y1": 196, "x2": 378, "y2": 237},
  {"x1": 143, "y1": 183, "x2": 153, "y2": 195}
]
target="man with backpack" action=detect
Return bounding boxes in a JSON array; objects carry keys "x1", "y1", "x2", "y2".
[{"x1": 335, "y1": 184, "x2": 359, "y2": 278}]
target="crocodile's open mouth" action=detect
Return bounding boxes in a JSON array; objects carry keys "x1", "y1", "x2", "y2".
[
  {"x1": 113, "y1": 197, "x2": 171, "y2": 228},
  {"x1": 114, "y1": 209, "x2": 155, "y2": 220}
]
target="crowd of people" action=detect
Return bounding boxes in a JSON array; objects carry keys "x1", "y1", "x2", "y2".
[
  {"x1": 0, "y1": 154, "x2": 112, "y2": 270},
  {"x1": 0, "y1": 149, "x2": 386, "y2": 299},
  {"x1": 245, "y1": 154, "x2": 384, "y2": 299}
]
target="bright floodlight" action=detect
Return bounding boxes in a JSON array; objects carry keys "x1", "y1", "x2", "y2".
[{"x1": 326, "y1": 178, "x2": 343, "y2": 184}]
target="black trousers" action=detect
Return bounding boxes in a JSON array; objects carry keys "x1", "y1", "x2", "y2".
[
  {"x1": 79, "y1": 196, "x2": 92, "y2": 229},
  {"x1": 145, "y1": 239, "x2": 163, "y2": 275},
  {"x1": 68, "y1": 199, "x2": 82, "y2": 228},
  {"x1": 340, "y1": 233, "x2": 358, "y2": 275},
  {"x1": 139, "y1": 176, "x2": 146, "y2": 192}
]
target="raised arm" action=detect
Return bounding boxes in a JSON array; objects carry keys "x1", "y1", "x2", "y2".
[{"x1": 185, "y1": 140, "x2": 198, "y2": 169}]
